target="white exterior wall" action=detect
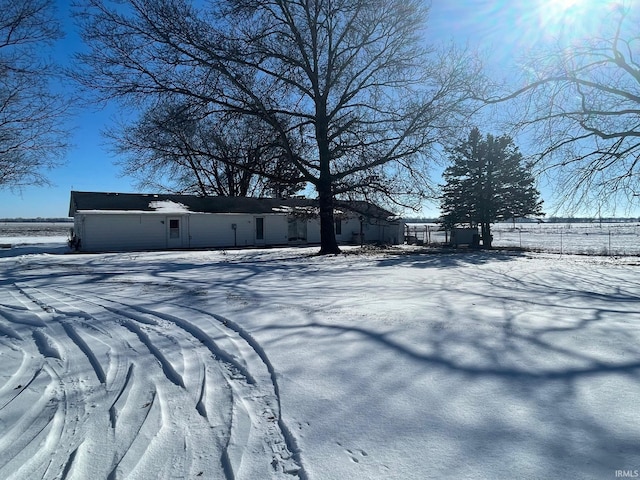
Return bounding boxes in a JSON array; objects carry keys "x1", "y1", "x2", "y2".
[
  {"x1": 381, "y1": 222, "x2": 403, "y2": 244},
  {"x1": 301, "y1": 216, "x2": 401, "y2": 245},
  {"x1": 264, "y1": 215, "x2": 289, "y2": 245},
  {"x1": 75, "y1": 213, "x2": 167, "y2": 252},
  {"x1": 364, "y1": 221, "x2": 403, "y2": 245},
  {"x1": 188, "y1": 214, "x2": 288, "y2": 248},
  {"x1": 290, "y1": 216, "x2": 404, "y2": 246},
  {"x1": 340, "y1": 217, "x2": 362, "y2": 244},
  {"x1": 334, "y1": 217, "x2": 403, "y2": 245},
  {"x1": 189, "y1": 214, "x2": 248, "y2": 248},
  {"x1": 75, "y1": 212, "x2": 291, "y2": 252},
  {"x1": 73, "y1": 210, "x2": 402, "y2": 252},
  {"x1": 305, "y1": 218, "x2": 321, "y2": 243}
]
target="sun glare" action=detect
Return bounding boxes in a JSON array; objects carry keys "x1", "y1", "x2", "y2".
[
  {"x1": 552, "y1": 0, "x2": 584, "y2": 10},
  {"x1": 533, "y1": 0, "x2": 619, "y2": 42}
]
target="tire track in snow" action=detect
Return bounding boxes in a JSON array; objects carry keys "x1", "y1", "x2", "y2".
[
  {"x1": 0, "y1": 366, "x2": 47, "y2": 412},
  {"x1": 12, "y1": 285, "x2": 177, "y2": 479},
  {"x1": 106, "y1": 390, "x2": 160, "y2": 480},
  {"x1": 0, "y1": 289, "x2": 47, "y2": 327},
  {"x1": 195, "y1": 364, "x2": 208, "y2": 418},
  {"x1": 109, "y1": 303, "x2": 256, "y2": 384},
  {"x1": 32, "y1": 330, "x2": 62, "y2": 360},
  {"x1": 0, "y1": 318, "x2": 22, "y2": 339},
  {"x1": 0, "y1": 284, "x2": 140, "y2": 479},
  {"x1": 23, "y1": 282, "x2": 191, "y2": 477},
  {"x1": 59, "y1": 444, "x2": 80, "y2": 480},
  {"x1": 121, "y1": 320, "x2": 185, "y2": 388},
  {"x1": 94, "y1": 298, "x2": 299, "y2": 478},
  {"x1": 189, "y1": 307, "x2": 306, "y2": 479},
  {"x1": 3, "y1": 281, "x2": 305, "y2": 479},
  {"x1": 12, "y1": 284, "x2": 243, "y2": 479},
  {"x1": 114, "y1": 301, "x2": 305, "y2": 479},
  {"x1": 0, "y1": 285, "x2": 109, "y2": 480},
  {"x1": 108, "y1": 363, "x2": 134, "y2": 429},
  {"x1": 0, "y1": 364, "x2": 64, "y2": 479},
  {"x1": 59, "y1": 322, "x2": 107, "y2": 384},
  {"x1": 15, "y1": 284, "x2": 110, "y2": 386},
  {"x1": 57, "y1": 285, "x2": 305, "y2": 479}
]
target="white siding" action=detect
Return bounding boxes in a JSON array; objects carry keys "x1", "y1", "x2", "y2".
[
  {"x1": 188, "y1": 214, "x2": 288, "y2": 248},
  {"x1": 77, "y1": 213, "x2": 166, "y2": 252},
  {"x1": 341, "y1": 217, "x2": 362, "y2": 244},
  {"x1": 189, "y1": 214, "x2": 247, "y2": 248},
  {"x1": 360, "y1": 220, "x2": 403, "y2": 245},
  {"x1": 76, "y1": 212, "x2": 292, "y2": 252},
  {"x1": 306, "y1": 218, "x2": 321, "y2": 243},
  {"x1": 73, "y1": 210, "x2": 401, "y2": 252},
  {"x1": 335, "y1": 217, "x2": 403, "y2": 245},
  {"x1": 264, "y1": 215, "x2": 289, "y2": 245}
]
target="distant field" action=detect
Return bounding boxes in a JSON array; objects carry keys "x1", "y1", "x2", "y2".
[
  {"x1": 0, "y1": 222, "x2": 71, "y2": 246},
  {"x1": 0, "y1": 222, "x2": 72, "y2": 237},
  {"x1": 406, "y1": 222, "x2": 640, "y2": 256}
]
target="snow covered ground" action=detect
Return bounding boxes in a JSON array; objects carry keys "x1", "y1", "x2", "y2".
[
  {"x1": 0, "y1": 222, "x2": 72, "y2": 248},
  {"x1": 492, "y1": 222, "x2": 640, "y2": 256},
  {"x1": 0, "y1": 240, "x2": 639, "y2": 480},
  {"x1": 406, "y1": 222, "x2": 640, "y2": 256}
]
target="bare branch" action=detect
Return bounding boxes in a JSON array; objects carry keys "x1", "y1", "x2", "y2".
[{"x1": 0, "y1": 0, "x2": 70, "y2": 190}]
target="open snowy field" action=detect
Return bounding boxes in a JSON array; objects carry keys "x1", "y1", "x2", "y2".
[
  {"x1": 0, "y1": 222, "x2": 72, "y2": 247},
  {"x1": 406, "y1": 222, "x2": 640, "y2": 256},
  {"x1": 0, "y1": 244, "x2": 639, "y2": 480},
  {"x1": 492, "y1": 222, "x2": 640, "y2": 256}
]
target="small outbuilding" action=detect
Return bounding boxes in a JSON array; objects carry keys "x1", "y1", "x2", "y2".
[
  {"x1": 450, "y1": 227, "x2": 480, "y2": 247},
  {"x1": 68, "y1": 191, "x2": 403, "y2": 252}
]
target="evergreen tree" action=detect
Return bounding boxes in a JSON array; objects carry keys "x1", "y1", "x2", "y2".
[{"x1": 440, "y1": 128, "x2": 544, "y2": 247}]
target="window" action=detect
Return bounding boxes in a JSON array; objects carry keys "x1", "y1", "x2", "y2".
[
  {"x1": 169, "y1": 219, "x2": 180, "y2": 239},
  {"x1": 256, "y1": 217, "x2": 264, "y2": 240},
  {"x1": 335, "y1": 218, "x2": 342, "y2": 235}
]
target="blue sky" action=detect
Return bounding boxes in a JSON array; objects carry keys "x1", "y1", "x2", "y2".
[{"x1": 0, "y1": 0, "x2": 632, "y2": 219}]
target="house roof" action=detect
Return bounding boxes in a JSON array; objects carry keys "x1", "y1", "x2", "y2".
[{"x1": 68, "y1": 191, "x2": 398, "y2": 221}]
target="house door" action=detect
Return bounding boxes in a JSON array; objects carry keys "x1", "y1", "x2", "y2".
[
  {"x1": 255, "y1": 217, "x2": 265, "y2": 245},
  {"x1": 167, "y1": 217, "x2": 182, "y2": 248}
]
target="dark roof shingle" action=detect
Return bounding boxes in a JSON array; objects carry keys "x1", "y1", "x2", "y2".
[{"x1": 69, "y1": 191, "x2": 398, "y2": 220}]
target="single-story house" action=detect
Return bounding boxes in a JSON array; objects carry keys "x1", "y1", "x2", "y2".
[{"x1": 68, "y1": 191, "x2": 404, "y2": 252}]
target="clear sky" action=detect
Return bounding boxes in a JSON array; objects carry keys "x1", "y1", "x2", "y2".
[{"x1": 0, "y1": 0, "x2": 632, "y2": 219}]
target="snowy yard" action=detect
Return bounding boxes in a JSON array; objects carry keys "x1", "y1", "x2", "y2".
[{"x1": 0, "y1": 242, "x2": 639, "y2": 479}]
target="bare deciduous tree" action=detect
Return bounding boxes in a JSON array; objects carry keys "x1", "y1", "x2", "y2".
[
  {"x1": 74, "y1": 0, "x2": 480, "y2": 253},
  {"x1": 0, "y1": 0, "x2": 70, "y2": 189},
  {"x1": 483, "y1": 5, "x2": 640, "y2": 213},
  {"x1": 110, "y1": 101, "x2": 306, "y2": 197}
]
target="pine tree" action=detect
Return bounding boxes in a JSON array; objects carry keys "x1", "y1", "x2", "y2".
[{"x1": 440, "y1": 128, "x2": 544, "y2": 247}]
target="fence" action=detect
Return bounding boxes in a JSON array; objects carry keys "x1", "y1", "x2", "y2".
[
  {"x1": 405, "y1": 222, "x2": 640, "y2": 256},
  {"x1": 404, "y1": 224, "x2": 448, "y2": 245}
]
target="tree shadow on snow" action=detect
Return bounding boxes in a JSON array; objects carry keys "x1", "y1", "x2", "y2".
[
  {"x1": 3, "y1": 246, "x2": 640, "y2": 478},
  {"x1": 256, "y1": 260, "x2": 640, "y2": 479},
  {"x1": 373, "y1": 247, "x2": 526, "y2": 268}
]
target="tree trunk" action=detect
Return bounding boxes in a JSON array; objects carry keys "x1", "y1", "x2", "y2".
[
  {"x1": 317, "y1": 179, "x2": 341, "y2": 254},
  {"x1": 315, "y1": 103, "x2": 341, "y2": 255}
]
